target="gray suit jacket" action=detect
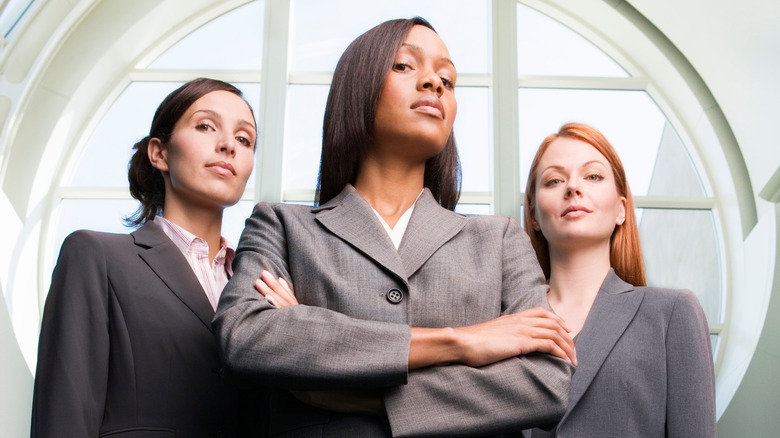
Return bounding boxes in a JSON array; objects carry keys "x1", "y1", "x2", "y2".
[
  {"x1": 32, "y1": 220, "x2": 232, "y2": 438},
  {"x1": 214, "y1": 185, "x2": 573, "y2": 437},
  {"x1": 527, "y1": 270, "x2": 716, "y2": 438}
]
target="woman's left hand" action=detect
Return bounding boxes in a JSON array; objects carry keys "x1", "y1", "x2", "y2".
[{"x1": 254, "y1": 270, "x2": 299, "y2": 307}]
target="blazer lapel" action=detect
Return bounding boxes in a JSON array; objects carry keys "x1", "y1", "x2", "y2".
[
  {"x1": 561, "y1": 270, "x2": 644, "y2": 421},
  {"x1": 132, "y1": 221, "x2": 215, "y2": 331},
  {"x1": 314, "y1": 185, "x2": 409, "y2": 284},
  {"x1": 397, "y1": 189, "x2": 466, "y2": 277}
]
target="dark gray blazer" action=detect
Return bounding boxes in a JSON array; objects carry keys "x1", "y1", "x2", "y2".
[
  {"x1": 527, "y1": 270, "x2": 716, "y2": 438},
  {"x1": 214, "y1": 185, "x2": 573, "y2": 437},
  {"x1": 32, "y1": 221, "x2": 232, "y2": 438}
]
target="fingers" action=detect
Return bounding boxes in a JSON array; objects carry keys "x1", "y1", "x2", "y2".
[
  {"x1": 515, "y1": 309, "x2": 577, "y2": 366},
  {"x1": 254, "y1": 271, "x2": 299, "y2": 307},
  {"x1": 494, "y1": 308, "x2": 577, "y2": 366},
  {"x1": 517, "y1": 307, "x2": 571, "y2": 333}
]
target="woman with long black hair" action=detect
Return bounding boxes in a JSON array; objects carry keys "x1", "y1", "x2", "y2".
[{"x1": 215, "y1": 18, "x2": 574, "y2": 437}]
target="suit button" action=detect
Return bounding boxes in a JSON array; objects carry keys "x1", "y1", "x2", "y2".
[{"x1": 386, "y1": 288, "x2": 404, "y2": 304}]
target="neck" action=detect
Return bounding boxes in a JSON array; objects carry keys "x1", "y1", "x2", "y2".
[
  {"x1": 162, "y1": 202, "x2": 224, "y2": 263},
  {"x1": 546, "y1": 241, "x2": 612, "y2": 318},
  {"x1": 353, "y1": 152, "x2": 426, "y2": 229}
]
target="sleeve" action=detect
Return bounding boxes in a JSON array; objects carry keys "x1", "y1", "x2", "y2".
[
  {"x1": 213, "y1": 203, "x2": 411, "y2": 390},
  {"x1": 384, "y1": 217, "x2": 573, "y2": 437},
  {"x1": 31, "y1": 231, "x2": 111, "y2": 438},
  {"x1": 665, "y1": 290, "x2": 717, "y2": 437}
]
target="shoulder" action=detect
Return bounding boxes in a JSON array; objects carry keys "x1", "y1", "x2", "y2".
[
  {"x1": 635, "y1": 286, "x2": 706, "y2": 325},
  {"x1": 249, "y1": 201, "x2": 315, "y2": 226},
  {"x1": 460, "y1": 213, "x2": 516, "y2": 232},
  {"x1": 60, "y1": 229, "x2": 132, "y2": 256}
]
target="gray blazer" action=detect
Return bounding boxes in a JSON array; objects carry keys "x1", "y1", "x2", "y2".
[
  {"x1": 527, "y1": 270, "x2": 716, "y2": 438},
  {"x1": 214, "y1": 185, "x2": 573, "y2": 437},
  {"x1": 32, "y1": 221, "x2": 232, "y2": 438}
]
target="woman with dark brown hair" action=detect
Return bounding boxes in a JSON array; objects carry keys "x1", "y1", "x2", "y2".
[
  {"x1": 32, "y1": 78, "x2": 257, "y2": 437},
  {"x1": 215, "y1": 18, "x2": 574, "y2": 437},
  {"x1": 523, "y1": 123, "x2": 716, "y2": 437}
]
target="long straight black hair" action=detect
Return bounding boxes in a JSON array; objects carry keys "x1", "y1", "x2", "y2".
[{"x1": 315, "y1": 17, "x2": 461, "y2": 210}]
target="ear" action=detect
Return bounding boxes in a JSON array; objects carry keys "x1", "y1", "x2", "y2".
[
  {"x1": 529, "y1": 208, "x2": 541, "y2": 231},
  {"x1": 616, "y1": 196, "x2": 627, "y2": 226},
  {"x1": 148, "y1": 138, "x2": 169, "y2": 172}
]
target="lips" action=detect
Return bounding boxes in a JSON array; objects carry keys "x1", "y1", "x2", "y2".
[
  {"x1": 562, "y1": 205, "x2": 591, "y2": 218},
  {"x1": 411, "y1": 96, "x2": 445, "y2": 119},
  {"x1": 206, "y1": 161, "x2": 236, "y2": 176}
]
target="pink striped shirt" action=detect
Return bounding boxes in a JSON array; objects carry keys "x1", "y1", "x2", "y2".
[{"x1": 156, "y1": 217, "x2": 235, "y2": 310}]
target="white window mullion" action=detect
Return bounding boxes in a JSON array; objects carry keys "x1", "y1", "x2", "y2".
[
  {"x1": 256, "y1": 0, "x2": 292, "y2": 203},
  {"x1": 491, "y1": 0, "x2": 521, "y2": 218}
]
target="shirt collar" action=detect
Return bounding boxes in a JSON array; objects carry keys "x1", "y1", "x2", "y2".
[{"x1": 155, "y1": 216, "x2": 235, "y2": 263}]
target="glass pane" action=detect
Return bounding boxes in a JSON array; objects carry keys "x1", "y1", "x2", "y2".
[
  {"x1": 291, "y1": 0, "x2": 490, "y2": 74},
  {"x1": 646, "y1": 122, "x2": 706, "y2": 197},
  {"x1": 710, "y1": 334, "x2": 719, "y2": 358},
  {"x1": 149, "y1": 1, "x2": 264, "y2": 70},
  {"x1": 455, "y1": 204, "x2": 491, "y2": 215},
  {"x1": 0, "y1": 0, "x2": 34, "y2": 38},
  {"x1": 639, "y1": 208, "x2": 721, "y2": 325},
  {"x1": 454, "y1": 87, "x2": 491, "y2": 193},
  {"x1": 70, "y1": 82, "x2": 180, "y2": 187},
  {"x1": 517, "y1": 3, "x2": 627, "y2": 77},
  {"x1": 283, "y1": 85, "x2": 328, "y2": 192},
  {"x1": 52, "y1": 199, "x2": 139, "y2": 266},
  {"x1": 223, "y1": 199, "x2": 256, "y2": 246},
  {"x1": 518, "y1": 88, "x2": 706, "y2": 197},
  {"x1": 70, "y1": 82, "x2": 261, "y2": 188}
]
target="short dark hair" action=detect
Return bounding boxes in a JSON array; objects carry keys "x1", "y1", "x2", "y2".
[
  {"x1": 315, "y1": 17, "x2": 461, "y2": 209},
  {"x1": 125, "y1": 78, "x2": 254, "y2": 226}
]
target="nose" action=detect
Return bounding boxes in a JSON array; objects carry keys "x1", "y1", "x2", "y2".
[
  {"x1": 419, "y1": 70, "x2": 443, "y2": 97},
  {"x1": 217, "y1": 132, "x2": 236, "y2": 157},
  {"x1": 565, "y1": 181, "x2": 582, "y2": 198}
]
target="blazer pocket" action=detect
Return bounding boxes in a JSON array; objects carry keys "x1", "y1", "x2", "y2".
[{"x1": 99, "y1": 427, "x2": 176, "y2": 438}]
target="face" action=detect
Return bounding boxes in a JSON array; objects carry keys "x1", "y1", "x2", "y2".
[
  {"x1": 149, "y1": 90, "x2": 256, "y2": 212},
  {"x1": 532, "y1": 137, "x2": 626, "y2": 250},
  {"x1": 372, "y1": 25, "x2": 457, "y2": 162}
]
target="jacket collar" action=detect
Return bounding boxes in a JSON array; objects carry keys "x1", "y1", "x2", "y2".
[
  {"x1": 560, "y1": 269, "x2": 643, "y2": 423},
  {"x1": 132, "y1": 220, "x2": 215, "y2": 331},
  {"x1": 313, "y1": 185, "x2": 466, "y2": 283}
]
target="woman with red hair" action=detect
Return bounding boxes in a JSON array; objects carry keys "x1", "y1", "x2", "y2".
[{"x1": 523, "y1": 122, "x2": 716, "y2": 437}]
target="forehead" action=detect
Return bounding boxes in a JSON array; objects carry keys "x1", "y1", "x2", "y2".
[
  {"x1": 401, "y1": 25, "x2": 451, "y2": 58},
  {"x1": 183, "y1": 90, "x2": 254, "y2": 122},
  {"x1": 541, "y1": 137, "x2": 608, "y2": 165}
]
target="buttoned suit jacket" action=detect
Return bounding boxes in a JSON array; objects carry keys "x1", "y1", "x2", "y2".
[
  {"x1": 32, "y1": 221, "x2": 232, "y2": 438},
  {"x1": 526, "y1": 270, "x2": 716, "y2": 438},
  {"x1": 214, "y1": 185, "x2": 573, "y2": 438}
]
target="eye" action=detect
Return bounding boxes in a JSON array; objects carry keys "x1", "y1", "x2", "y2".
[
  {"x1": 543, "y1": 177, "x2": 564, "y2": 187},
  {"x1": 586, "y1": 173, "x2": 604, "y2": 182},
  {"x1": 393, "y1": 62, "x2": 411, "y2": 72},
  {"x1": 236, "y1": 136, "x2": 253, "y2": 147},
  {"x1": 196, "y1": 122, "x2": 215, "y2": 132},
  {"x1": 440, "y1": 76, "x2": 455, "y2": 89}
]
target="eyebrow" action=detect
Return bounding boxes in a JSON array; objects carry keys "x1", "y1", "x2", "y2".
[
  {"x1": 401, "y1": 43, "x2": 456, "y2": 70},
  {"x1": 541, "y1": 160, "x2": 608, "y2": 173},
  {"x1": 193, "y1": 109, "x2": 256, "y2": 131}
]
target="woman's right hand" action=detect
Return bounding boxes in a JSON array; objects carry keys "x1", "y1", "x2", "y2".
[
  {"x1": 454, "y1": 307, "x2": 576, "y2": 367},
  {"x1": 254, "y1": 270, "x2": 299, "y2": 307},
  {"x1": 409, "y1": 307, "x2": 576, "y2": 369}
]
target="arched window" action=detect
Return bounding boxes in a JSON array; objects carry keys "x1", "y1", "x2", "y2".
[{"x1": 1, "y1": 0, "x2": 757, "y2": 421}]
